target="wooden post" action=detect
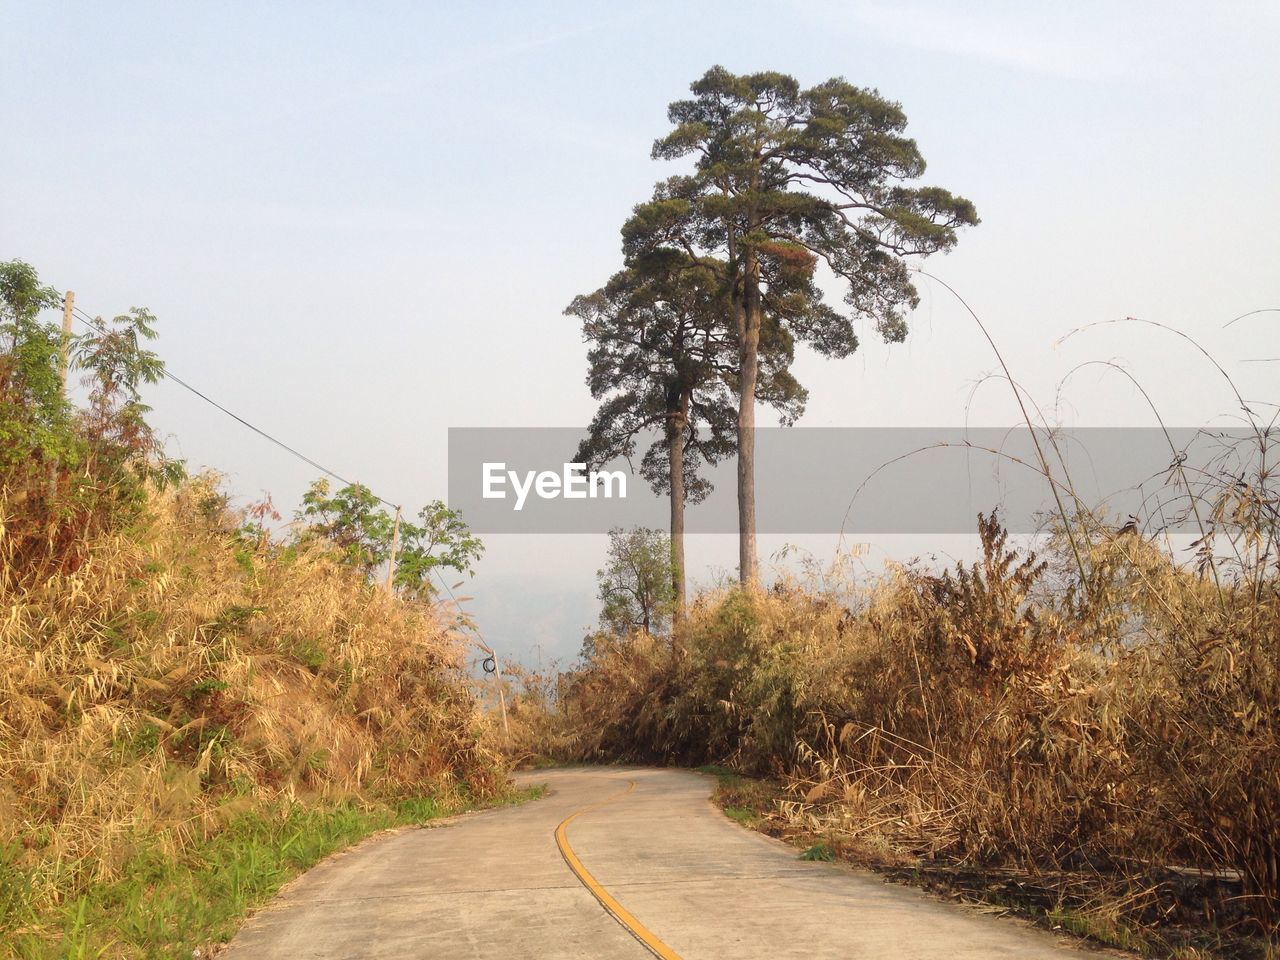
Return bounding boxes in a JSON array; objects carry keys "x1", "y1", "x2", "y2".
[
  {"x1": 476, "y1": 639, "x2": 511, "y2": 738},
  {"x1": 492, "y1": 648, "x2": 510, "y2": 738},
  {"x1": 60, "y1": 291, "x2": 75, "y2": 390},
  {"x1": 384, "y1": 505, "x2": 402, "y2": 594}
]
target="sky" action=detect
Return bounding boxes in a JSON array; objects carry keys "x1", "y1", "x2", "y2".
[{"x1": 3, "y1": 1, "x2": 1277, "y2": 666}]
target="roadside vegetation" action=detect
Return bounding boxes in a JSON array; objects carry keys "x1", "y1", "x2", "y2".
[
  {"x1": 514, "y1": 491, "x2": 1278, "y2": 957},
  {"x1": 6, "y1": 58, "x2": 1273, "y2": 960},
  {"x1": 0, "y1": 259, "x2": 512, "y2": 957},
  {"x1": 510, "y1": 65, "x2": 1280, "y2": 958}
]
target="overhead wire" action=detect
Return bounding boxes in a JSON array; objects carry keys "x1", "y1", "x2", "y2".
[
  {"x1": 68, "y1": 303, "x2": 398, "y2": 510},
  {"x1": 66, "y1": 296, "x2": 503, "y2": 664}
]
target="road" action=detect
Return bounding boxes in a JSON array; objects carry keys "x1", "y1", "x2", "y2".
[{"x1": 223, "y1": 767, "x2": 1093, "y2": 959}]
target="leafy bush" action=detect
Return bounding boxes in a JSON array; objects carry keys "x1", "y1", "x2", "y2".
[{"x1": 1, "y1": 259, "x2": 179, "y2": 579}]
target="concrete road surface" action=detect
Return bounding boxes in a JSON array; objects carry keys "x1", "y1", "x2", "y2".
[{"x1": 223, "y1": 767, "x2": 1096, "y2": 959}]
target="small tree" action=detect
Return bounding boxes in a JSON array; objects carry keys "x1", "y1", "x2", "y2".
[
  {"x1": 73, "y1": 307, "x2": 170, "y2": 490},
  {"x1": 395, "y1": 500, "x2": 485, "y2": 597},
  {"x1": 597, "y1": 526, "x2": 675, "y2": 635},
  {"x1": 1, "y1": 259, "x2": 177, "y2": 571},
  {"x1": 296, "y1": 480, "x2": 482, "y2": 595},
  {"x1": 297, "y1": 480, "x2": 393, "y2": 574},
  {"x1": 635, "y1": 67, "x2": 979, "y2": 584},
  {"x1": 0, "y1": 260, "x2": 69, "y2": 471}
]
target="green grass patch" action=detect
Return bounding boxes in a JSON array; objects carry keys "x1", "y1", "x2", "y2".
[
  {"x1": 1042, "y1": 907, "x2": 1151, "y2": 954},
  {"x1": 695, "y1": 765, "x2": 786, "y2": 832},
  {"x1": 3, "y1": 784, "x2": 543, "y2": 960},
  {"x1": 799, "y1": 842, "x2": 836, "y2": 862},
  {"x1": 722, "y1": 805, "x2": 755, "y2": 825}
]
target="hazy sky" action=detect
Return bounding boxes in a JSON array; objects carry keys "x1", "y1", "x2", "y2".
[{"x1": 3, "y1": 2, "x2": 1277, "y2": 665}]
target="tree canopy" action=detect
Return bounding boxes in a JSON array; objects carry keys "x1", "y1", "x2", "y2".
[
  {"x1": 627, "y1": 66, "x2": 979, "y2": 583},
  {"x1": 297, "y1": 480, "x2": 483, "y2": 597},
  {"x1": 568, "y1": 245, "x2": 805, "y2": 612},
  {"x1": 596, "y1": 526, "x2": 675, "y2": 636}
]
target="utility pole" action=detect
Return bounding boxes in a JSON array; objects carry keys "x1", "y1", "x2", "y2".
[
  {"x1": 479, "y1": 641, "x2": 510, "y2": 738},
  {"x1": 493, "y1": 648, "x2": 510, "y2": 738},
  {"x1": 436, "y1": 581, "x2": 510, "y2": 739},
  {"x1": 60, "y1": 291, "x2": 75, "y2": 391},
  {"x1": 384, "y1": 505, "x2": 402, "y2": 594},
  {"x1": 48, "y1": 291, "x2": 76, "y2": 498}
]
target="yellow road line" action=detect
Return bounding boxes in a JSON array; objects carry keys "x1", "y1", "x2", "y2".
[{"x1": 554, "y1": 779, "x2": 684, "y2": 960}]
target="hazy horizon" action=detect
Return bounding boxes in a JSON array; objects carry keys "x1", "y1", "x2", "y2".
[{"x1": 4, "y1": 1, "x2": 1277, "y2": 666}]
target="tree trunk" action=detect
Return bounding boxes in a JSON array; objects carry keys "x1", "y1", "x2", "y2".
[
  {"x1": 737, "y1": 249, "x2": 762, "y2": 587},
  {"x1": 669, "y1": 402, "x2": 687, "y2": 623}
]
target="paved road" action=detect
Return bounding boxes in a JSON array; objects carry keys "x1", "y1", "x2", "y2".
[{"x1": 223, "y1": 767, "x2": 1094, "y2": 959}]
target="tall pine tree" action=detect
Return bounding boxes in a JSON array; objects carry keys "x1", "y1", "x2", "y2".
[
  {"x1": 629, "y1": 67, "x2": 979, "y2": 584},
  {"x1": 567, "y1": 249, "x2": 802, "y2": 617}
]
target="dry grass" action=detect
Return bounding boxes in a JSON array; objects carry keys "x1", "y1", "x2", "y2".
[
  {"x1": 0, "y1": 472, "x2": 506, "y2": 951},
  {"x1": 534, "y1": 500, "x2": 1278, "y2": 954},
  {"x1": 528, "y1": 310, "x2": 1280, "y2": 954}
]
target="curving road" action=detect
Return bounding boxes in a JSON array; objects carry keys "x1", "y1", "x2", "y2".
[{"x1": 223, "y1": 767, "x2": 1093, "y2": 959}]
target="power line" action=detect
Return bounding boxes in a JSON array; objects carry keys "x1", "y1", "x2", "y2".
[
  {"x1": 66, "y1": 298, "x2": 503, "y2": 670},
  {"x1": 68, "y1": 303, "x2": 399, "y2": 510}
]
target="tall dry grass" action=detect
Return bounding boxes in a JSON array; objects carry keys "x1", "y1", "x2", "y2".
[
  {"x1": 0, "y1": 471, "x2": 505, "y2": 939},
  {"x1": 535, "y1": 301, "x2": 1280, "y2": 947},
  {"x1": 541, "y1": 501, "x2": 1278, "y2": 941}
]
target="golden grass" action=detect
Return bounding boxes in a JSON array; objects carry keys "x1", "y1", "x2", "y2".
[
  {"x1": 533, "y1": 513, "x2": 1279, "y2": 951},
  {"x1": 0, "y1": 472, "x2": 505, "y2": 946}
]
